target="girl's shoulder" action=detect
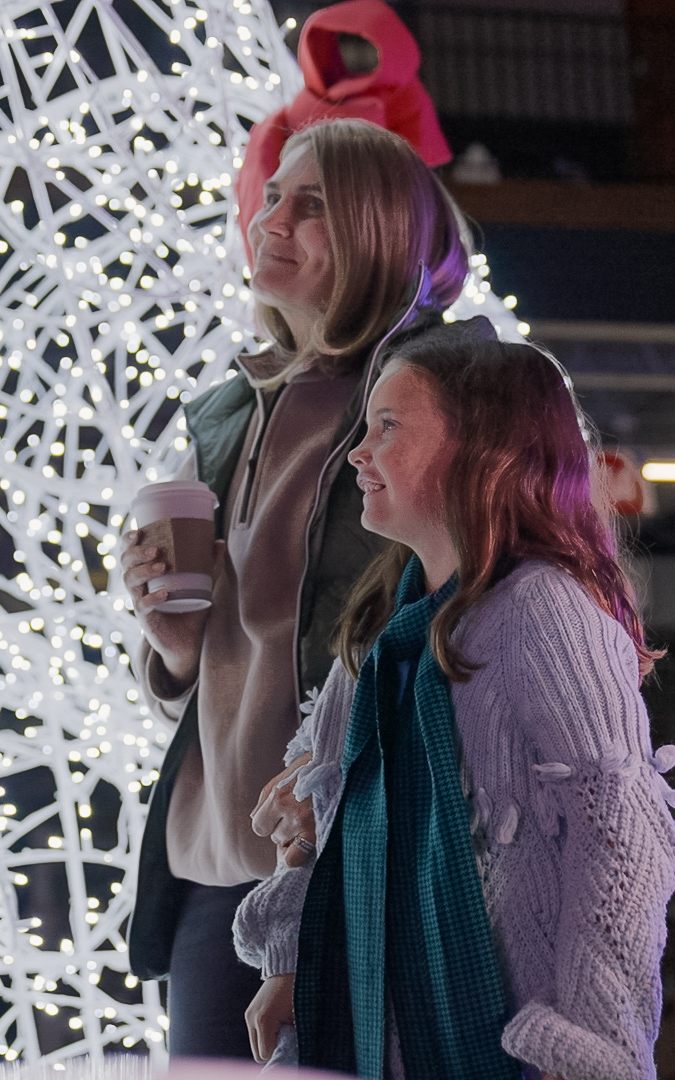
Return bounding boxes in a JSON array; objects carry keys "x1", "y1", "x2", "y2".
[
  {"x1": 491, "y1": 557, "x2": 587, "y2": 602},
  {"x1": 465, "y1": 559, "x2": 638, "y2": 679},
  {"x1": 486, "y1": 557, "x2": 615, "y2": 623},
  {"x1": 469, "y1": 562, "x2": 649, "y2": 764},
  {"x1": 460, "y1": 558, "x2": 584, "y2": 628}
]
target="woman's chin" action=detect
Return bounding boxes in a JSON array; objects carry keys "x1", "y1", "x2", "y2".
[
  {"x1": 361, "y1": 509, "x2": 381, "y2": 535},
  {"x1": 361, "y1": 510, "x2": 400, "y2": 543},
  {"x1": 249, "y1": 278, "x2": 281, "y2": 307}
]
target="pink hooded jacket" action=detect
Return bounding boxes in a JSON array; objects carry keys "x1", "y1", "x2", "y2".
[{"x1": 237, "y1": 0, "x2": 451, "y2": 259}]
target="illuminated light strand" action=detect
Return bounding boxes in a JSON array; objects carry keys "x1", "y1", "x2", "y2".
[
  {"x1": 0, "y1": 0, "x2": 300, "y2": 1066},
  {"x1": 442, "y1": 261, "x2": 526, "y2": 341}
]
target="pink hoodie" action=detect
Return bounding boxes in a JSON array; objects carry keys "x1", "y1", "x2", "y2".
[{"x1": 237, "y1": 0, "x2": 451, "y2": 259}]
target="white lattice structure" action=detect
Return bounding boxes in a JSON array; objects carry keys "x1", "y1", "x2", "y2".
[
  {"x1": 0, "y1": 0, "x2": 302, "y2": 1065},
  {"x1": 0, "y1": 0, "x2": 525, "y2": 1066}
]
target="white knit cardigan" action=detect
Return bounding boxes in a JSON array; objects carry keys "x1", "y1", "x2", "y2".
[{"x1": 233, "y1": 561, "x2": 675, "y2": 1080}]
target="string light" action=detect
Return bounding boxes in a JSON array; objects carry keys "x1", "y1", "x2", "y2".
[
  {"x1": 442, "y1": 259, "x2": 527, "y2": 340},
  {"x1": 0, "y1": 0, "x2": 301, "y2": 1067}
]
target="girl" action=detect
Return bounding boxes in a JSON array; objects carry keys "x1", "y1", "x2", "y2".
[{"x1": 235, "y1": 331, "x2": 675, "y2": 1079}]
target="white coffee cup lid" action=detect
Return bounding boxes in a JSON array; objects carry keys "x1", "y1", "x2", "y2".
[{"x1": 134, "y1": 480, "x2": 219, "y2": 505}]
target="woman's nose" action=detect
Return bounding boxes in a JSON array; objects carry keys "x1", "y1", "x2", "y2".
[
  {"x1": 260, "y1": 201, "x2": 291, "y2": 237},
  {"x1": 348, "y1": 439, "x2": 369, "y2": 467}
]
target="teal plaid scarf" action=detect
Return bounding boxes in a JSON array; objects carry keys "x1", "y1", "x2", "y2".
[{"x1": 296, "y1": 555, "x2": 520, "y2": 1080}]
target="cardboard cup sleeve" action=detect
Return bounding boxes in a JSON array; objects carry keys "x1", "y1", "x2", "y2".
[{"x1": 140, "y1": 517, "x2": 214, "y2": 575}]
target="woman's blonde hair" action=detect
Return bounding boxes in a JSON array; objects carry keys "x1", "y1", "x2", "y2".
[{"x1": 254, "y1": 119, "x2": 469, "y2": 382}]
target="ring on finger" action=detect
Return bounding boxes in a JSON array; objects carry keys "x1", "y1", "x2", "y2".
[{"x1": 292, "y1": 834, "x2": 316, "y2": 855}]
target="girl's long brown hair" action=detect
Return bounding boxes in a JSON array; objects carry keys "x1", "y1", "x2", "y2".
[{"x1": 337, "y1": 332, "x2": 662, "y2": 682}]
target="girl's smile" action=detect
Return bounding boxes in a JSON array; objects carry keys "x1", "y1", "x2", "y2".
[{"x1": 348, "y1": 359, "x2": 460, "y2": 590}]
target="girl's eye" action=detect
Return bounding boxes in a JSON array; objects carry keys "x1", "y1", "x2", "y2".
[
  {"x1": 382, "y1": 419, "x2": 396, "y2": 432},
  {"x1": 263, "y1": 191, "x2": 280, "y2": 207}
]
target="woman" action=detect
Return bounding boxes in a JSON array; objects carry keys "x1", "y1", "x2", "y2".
[
  {"x1": 235, "y1": 331, "x2": 675, "y2": 1079},
  {"x1": 121, "y1": 119, "x2": 490, "y2": 1057}
]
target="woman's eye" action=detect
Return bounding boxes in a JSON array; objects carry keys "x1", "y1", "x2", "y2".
[
  {"x1": 382, "y1": 419, "x2": 396, "y2": 432},
  {"x1": 263, "y1": 192, "x2": 280, "y2": 207},
  {"x1": 307, "y1": 197, "x2": 324, "y2": 213}
]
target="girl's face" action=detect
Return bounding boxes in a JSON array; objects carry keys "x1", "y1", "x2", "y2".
[
  {"x1": 247, "y1": 143, "x2": 335, "y2": 323},
  {"x1": 348, "y1": 360, "x2": 457, "y2": 552}
]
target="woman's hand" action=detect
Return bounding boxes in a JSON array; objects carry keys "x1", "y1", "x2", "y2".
[
  {"x1": 245, "y1": 973, "x2": 295, "y2": 1063},
  {"x1": 121, "y1": 530, "x2": 223, "y2": 693},
  {"x1": 250, "y1": 753, "x2": 316, "y2": 867}
]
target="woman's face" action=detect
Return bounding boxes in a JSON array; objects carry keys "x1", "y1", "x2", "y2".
[
  {"x1": 348, "y1": 360, "x2": 457, "y2": 551},
  {"x1": 247, "y1": 143, "x2": 335, "y2": 326}
]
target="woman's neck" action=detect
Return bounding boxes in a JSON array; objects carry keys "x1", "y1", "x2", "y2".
[{"x1": 278, "y1": 306, "x2": 316, "y2": 356}]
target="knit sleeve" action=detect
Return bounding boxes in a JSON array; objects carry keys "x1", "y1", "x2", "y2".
[
  {"x1": 231, "y1": 658, "x2": 356, "y2": 976},
  {"x1": 291, "y1": 658, "x2": 356, "y2": 852},
  {"x1": 232, "y1": 863, "x2": 314, "y2": 979},
  {"x1": 501, "y1": 568, "x2": 675, "y2": 1080}
]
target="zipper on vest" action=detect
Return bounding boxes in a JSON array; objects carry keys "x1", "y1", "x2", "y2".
[
  {"x1": 238, "y1": 382, "x2": 286, "y2": 524},
  {"x1": 291, "y1": 262, "x2": 430, "y2": 706}
]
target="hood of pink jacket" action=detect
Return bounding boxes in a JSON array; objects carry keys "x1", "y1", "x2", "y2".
[
  {"x1": 236, "y1": 0, "x2": 451, "y2": 260},
  {"x1": 299, "y1": 0, "x2": 420, "y2": 100}
]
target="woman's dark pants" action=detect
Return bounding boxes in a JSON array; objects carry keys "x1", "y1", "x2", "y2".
[{"x1": 168, "y1": 880, "x2": 262, "y2": 1058}]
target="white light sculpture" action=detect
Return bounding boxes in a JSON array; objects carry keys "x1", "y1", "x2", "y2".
[
  {"x1": 0, "y1": 0, "x2": 300, "y2": 1066},
  {"x1": 0, "y1": 0, "x2": 523, "y2": 1067}
]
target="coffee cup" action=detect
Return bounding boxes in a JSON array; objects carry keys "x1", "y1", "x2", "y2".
[{"x1": 131, "y1": 480, "x2": 219, "y2": 613}]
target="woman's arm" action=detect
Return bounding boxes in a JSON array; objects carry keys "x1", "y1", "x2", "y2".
[
  {"x1": 250, "y1": 658, "x2": 357, "y2": 864},
  {"x1": 124, "y1": 448, "x2": 218, "y2": 715},
  {"x1": 233, "y1": 659, "x2": 356, "y2": 1061},
  {"x1": 233, "y1": 658, "x2": 356, "y2": 973},
  {"x1": 251, "y1": 753, "x2": 316, "y2": 869},
  {"x1": 503, "y1": 570, "x2": 675, "y2": 1080}
]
